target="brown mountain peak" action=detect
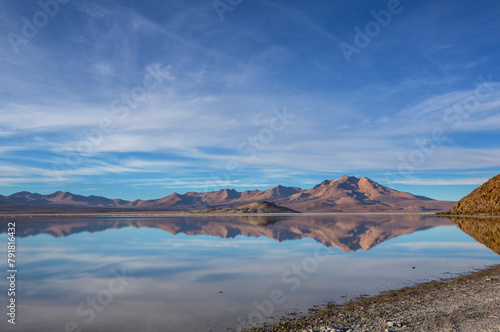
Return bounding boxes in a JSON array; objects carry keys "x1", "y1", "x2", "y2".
[
  {"x1": 46, "y1": 191, "x2": 71, "y2": 199},
  {"x1": 11, "y1": 191, "x2": 33, "y2": 196},
  {"x1": 320, "y1": 179, "x2": 332, "y2": 186},
  {"x1": 316, "y1": 176, "x2": 360, "y2": 187},
  {"x1": 267, "y1": 185, "x2": 301, "y2": 197},
  {"x1": 446, "y1": 174, "x2": 500, "y2": 215},
  {"x1": 358, "y1": 176, "x2": 384, "y2": 189},
  {"x1": 336, "y1": 175, "x2": 360, "y2": 183},
  {"x1": 216, "y1": 188, "x2": 240, "y2": 199},
  {"x1": 221, "y1": 188, "x2": 238, "y2": 194}
]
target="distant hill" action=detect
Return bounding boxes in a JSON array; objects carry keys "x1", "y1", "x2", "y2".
[
  {"x1": 445, "y1": 174, "x2": 500, "y2": 215},
  {"x1": 1, "y1": 175, "x2": 454, "y2": 213},
  {"x1": 192, "y1": 201, "x2": 300, "y2": 214}
]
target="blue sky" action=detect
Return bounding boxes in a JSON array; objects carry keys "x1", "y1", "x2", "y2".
[{"x1": 0, "y1": 0, "x2": 499, "y2": 201}]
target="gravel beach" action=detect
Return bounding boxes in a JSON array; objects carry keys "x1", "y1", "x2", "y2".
[{"x1": 241, "y1": 264, "x2": 500, "y2": 332}]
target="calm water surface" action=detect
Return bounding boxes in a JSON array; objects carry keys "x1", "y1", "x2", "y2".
[{"x1": 0, "y1": 215, "x2": 499, "y2": 332}]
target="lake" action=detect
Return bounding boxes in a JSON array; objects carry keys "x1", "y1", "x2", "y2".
[{"x1": 0, "y1": 215, "x2": 499, "y2": 332}]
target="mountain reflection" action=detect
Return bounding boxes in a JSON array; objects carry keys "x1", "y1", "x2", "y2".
[
  {"x1": 448, "y1": 216, "x2": 500, "y2": 255},
  {"x1": 3, "y1": 215, "x2": 454, "y2": 251}
]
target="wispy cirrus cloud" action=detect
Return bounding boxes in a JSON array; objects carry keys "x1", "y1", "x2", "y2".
[{"x1": 392, "y1": 178, "x2": 489, "y2": 186}]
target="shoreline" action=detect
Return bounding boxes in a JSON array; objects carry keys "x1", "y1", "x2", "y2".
[{"x1": 239, "y1": 264, "x2": 500, "y2": 332}]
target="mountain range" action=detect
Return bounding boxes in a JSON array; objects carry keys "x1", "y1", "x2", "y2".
[{"x1": 0, "y1": 175, "x2": 454, "y2": 213}]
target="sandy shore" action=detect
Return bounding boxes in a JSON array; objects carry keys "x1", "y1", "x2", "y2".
[{"x1": 241, "y1": 265, "x2": 500, "y2": 332}]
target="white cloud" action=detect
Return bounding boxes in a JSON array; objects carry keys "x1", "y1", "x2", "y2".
[
  {"x1": 392, "y1": 178, "x2": 489, "y2": 186},
  {"x1": 93, "y1": 62, "x2": 113, "y2": 77},
  {"x1": 76, "y1": 3, "x2": 112, "y2": 18},
  {"x1": 395, "y1": 80, "x2": 500, "y2": 135}
]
